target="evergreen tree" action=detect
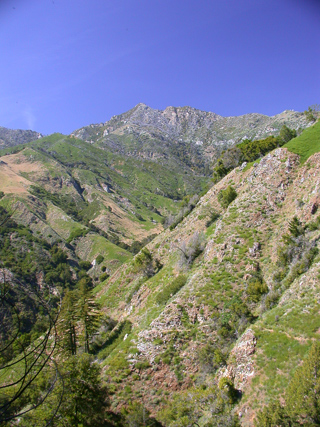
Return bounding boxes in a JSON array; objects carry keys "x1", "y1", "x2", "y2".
[
  {"x1": 23, "y1": 354, "x2": 110, "y2": 426},
  {"x1": 76, "y1": 282, "x2": 101, "y2": 353},
  {"x1": 286, "y1": 342, "x2": 320, "y2": 424},
  {"x1": 58, "y1": 289, "x2": 78, "y2": 355},
  {"x1": 288, "y1": 216, "x2": 304, "y2": 238}
]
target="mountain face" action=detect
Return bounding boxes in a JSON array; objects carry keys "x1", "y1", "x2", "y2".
[
  {"x1": 0, "y1": 126, "x2": 42, "y2": 148},
  {"x1": 72, "y1": 104, "x2": 310, "y2": 169},
  {"x1": 0, "y1": 107, "x2": 319, "y2": 425},
  {"x1": 90, "y1": 121, "x2": 320, "y2": 424},
  {"x1": 0, "y1": 106, "x2": 310, "y2": 287},
  {"x1": 0, "y1": 129, "x2": 207, "y2": 280}
]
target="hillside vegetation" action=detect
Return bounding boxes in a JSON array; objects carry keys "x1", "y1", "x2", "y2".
[
  {"x1": 285, "y1": 119, "x2": 320, "y2": 162},
  {"x1": 1, "y1": 111, "x2": 320, "y2": 426},
  {"x1": 89, "y1": 120, "x2": 320, "y2": 425}
]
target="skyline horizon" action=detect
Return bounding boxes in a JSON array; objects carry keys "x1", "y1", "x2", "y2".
[
  {"x1": 1, "y1": 101, "x2": 313, "y2": 134},
  {"x1": 1, "y1": 0, "x2": 319, "y2": 135}
]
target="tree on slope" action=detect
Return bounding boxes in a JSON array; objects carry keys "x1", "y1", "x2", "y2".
[
  {"x1": 76, "y1": 281, "x2": 102, "y2": 353},
  {"x1": 23, "y1": 354, "x2": 110, "y2": 426},
  {"x1": 286, "y1": 342, "x2": 320, "y2": 424}
]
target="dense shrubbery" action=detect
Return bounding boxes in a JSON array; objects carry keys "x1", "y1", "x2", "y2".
[
  {"x1": 197, "y1": 341, "x2": 227, "y2": 373},
  {"x1": 256, "y1": 342, "x2": 320, "y2": 426},
  {"x1": 30, "y1": 185, "x2": 87, "y2": 222},
  {"x1": 158, "y1": 384, "x2": 241, "y2": 426},
  {"x1": 213, "y1": 126, "x2": 297, "y2": 182},
  {"x1": 21, "y1": 354, "x2": 111, "y2": 427},
  {"x1": 218, "y1": 185, "x2": 237, "y2": 208},
  {"x1": 0, "y1": 207, "x2": 96, "y2": 361},
  {"x1": 218, "y1": 295, "x2": 254, "y2": 339},
  {"x1": 155, "y1": 275, "x2": 187, "y2": 305}
]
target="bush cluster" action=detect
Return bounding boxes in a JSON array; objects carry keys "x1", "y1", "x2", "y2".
[
  {"x1": 155, "y1": 275, "x2": 187, "y2": 305},
  {"x1": 213, "y1": 126, "x2": 297, "y2": 182},
  {"x1": 218, "y1": 186, "x2": 237, "y2": 208},
  {"x1": 164, "y1": 194, "x2": 199, "y2": 230}
]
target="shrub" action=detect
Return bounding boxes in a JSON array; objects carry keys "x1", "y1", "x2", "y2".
[
  {"x1": 96, "y1": 254, "x2": 104, "y2": 265},
  {"x1": 99, "y1": 272, "x2": 109, "y2": 282},
  {"x1": 135, "y1": 360, "x2": 150, "y2": 370},
  {"x1": 197, "y1": 342, "x2": 227, "y2": 372},
  {"x1": 164, "y1": 194, "x2": 199, "y2": 230},
  {"x1": 218, "y1": 186, "x2": 237, "y2": 208},
  {"x1": 279, "y1": 125, "x2": 297, "y2": 143},
  {"x1": 177, "y1": 231, "x2": 206, "y2": 270},
  {"x1": 206, "y1": 210, "x2": 220, "y2": 227},
  {"x1": 155, "y1": 275, "x2": 187, "y2": 305},
  {"x1": 133, "y1": 248, "x2": 162, "y2": 278},
  {"x1": 247, "y1": 279, "x2": 268, "y2": 303},
  {"x1": 66, "y1": 227, "x2": 88, "y2": 243},
  {"x1": 79, "y1": 260, "x2": 92, "y2": 271},
  {"x1": 218, "y1": 377, "x2": 238, "y2": 404}
]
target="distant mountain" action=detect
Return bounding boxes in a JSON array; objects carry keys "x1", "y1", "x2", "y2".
[
  {"x1": 0, "y1": 126, "x2": 42, "y2": 148},
  {"x1": 72, "y1": 103, "x2": 310, "y2": 167}
]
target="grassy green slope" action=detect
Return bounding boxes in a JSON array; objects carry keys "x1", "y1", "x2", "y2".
[
  {"x1": 0, "y1": 131, "x2": 208, "y2": 278},
  {"x1": 285, "y1": 119, "x2": 320, "y2": 162}
]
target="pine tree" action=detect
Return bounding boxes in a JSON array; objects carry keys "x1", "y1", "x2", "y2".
[
  {"x1": 288, "y1": 216, "x2": 304, "y2": 238},
  {"x1": 58, "y1": 289, "x2": 78, "y2": 355},
  {"x1": 76, "y1": 282, "x2": 101, "y2": 353},
  {"x1": 286, "y1": 342, "x2": 320, "y2": 424}
]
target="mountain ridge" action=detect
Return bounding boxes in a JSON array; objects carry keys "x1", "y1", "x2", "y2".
[{"x1": 1, "y1": 109, "x2": 320, "y2": 425}]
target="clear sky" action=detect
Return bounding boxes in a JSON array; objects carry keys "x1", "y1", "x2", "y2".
[{"x1": 0, "y1": 0, "x2": 319, "y2": 135}]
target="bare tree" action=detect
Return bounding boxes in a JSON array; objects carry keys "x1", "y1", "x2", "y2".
[{"x1": 177, "y1": 231, "x2": 206, "y2": 271}]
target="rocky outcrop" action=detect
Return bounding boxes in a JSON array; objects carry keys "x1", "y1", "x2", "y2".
[
  {"x1": 218, "y1": 329, "x2": 257, "y2": 391},
  {"x1": 71, "y1": 104, "x2": 310, "y2": 168},
  {"x1": 0, "y1": 127, "x2": 42, "y2": 148}
]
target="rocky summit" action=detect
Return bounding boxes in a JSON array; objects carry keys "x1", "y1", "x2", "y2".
[{"x1": 72, "y1": 103, "x2": 310, "y2": 165}]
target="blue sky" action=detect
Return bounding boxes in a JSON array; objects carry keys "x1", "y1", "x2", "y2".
[{"x1": 0, "y1": 0, "x2": 319, "y2": 134}]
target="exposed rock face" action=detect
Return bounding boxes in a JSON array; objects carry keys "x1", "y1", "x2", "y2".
[
  {"x1": 0, "y1": 127, "x2": 42, "y2": 148},
  {"x1": 71, "y1": 104, "x2": 309, "y2": 167},
  {"x1": 218, "y1": 329, "x2": 257, "y2": 391}
]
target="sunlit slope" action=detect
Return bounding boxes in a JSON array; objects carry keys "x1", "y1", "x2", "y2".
[
  {"x1": 94, "y1": 145, "x2": 320, "y2": 424},
  {"x1": 285, "y1": 119, "x2": 320, "y2": 162}
]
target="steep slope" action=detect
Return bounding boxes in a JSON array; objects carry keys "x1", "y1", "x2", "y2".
[
  {"x1": 93, "y1": 121, "x2": 320, "y2": 424},
  {"x1": 0, "y1": 132, "x2": 207, "y2": 277}
]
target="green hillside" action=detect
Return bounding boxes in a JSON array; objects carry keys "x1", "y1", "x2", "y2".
[
  {"x1": 285, "y1": 119, "x2": 320, "y2": 162},
  {"x1": 2, "y1": 110, "x2": 320, "y2": 426}
]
